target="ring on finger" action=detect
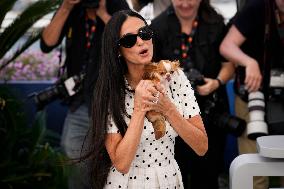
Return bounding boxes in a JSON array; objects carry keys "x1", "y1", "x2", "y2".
[
  {"x1": 152, "y1": 97, "x2": 159, "y2": 104},
  {"x1": 152, "y1": 95, "x2": 159, "y2": 104},
  {"x1": 153, "y1": 92, "x2": 160, "y2": 98}
]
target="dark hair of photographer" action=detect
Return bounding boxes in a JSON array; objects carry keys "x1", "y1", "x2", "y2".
[{"x1": 150, "y1": 0, "x2": 235, "y2": 189}]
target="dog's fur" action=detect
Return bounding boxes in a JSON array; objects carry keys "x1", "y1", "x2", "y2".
[{"x1": 142, "y1": 60, "x2": 180, "y2": 139}]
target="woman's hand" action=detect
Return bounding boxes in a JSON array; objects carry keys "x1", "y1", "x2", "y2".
[
  {"x1": 96, "y1": 0, "x2": 111, "y2": 24},
  {"x1": 134, "y1": 80, "x2": 160, "y2": 113},
  {"x1": 151, "y1": 83, "x2": 176, "y2": 117},
  {"x1": 197, "y1": 78, "x2": 219, "y2": 96}
]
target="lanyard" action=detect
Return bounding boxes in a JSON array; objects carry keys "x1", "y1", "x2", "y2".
[{"x1": 180, "y1": 19, "x2": 198, "y2": 69}]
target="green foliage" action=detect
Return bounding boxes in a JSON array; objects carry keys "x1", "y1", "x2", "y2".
[
  {"x1": 0, "y1": 86, "x2": 69, "y2": 189},
  {"x1": 0, "y1": 0, "x2": 17, "y2": 25},
  {"x1": 0, "y1": 0, "x2": 61, "y2": 70}
]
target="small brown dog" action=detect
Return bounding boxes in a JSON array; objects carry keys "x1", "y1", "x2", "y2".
[{"x1": 143, "y1": 60, "x2": 180, "y2": 139}]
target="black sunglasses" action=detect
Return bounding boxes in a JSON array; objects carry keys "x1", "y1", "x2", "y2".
[{"x1": 118, "y1": 26, "x2": 154, "y2": 48}]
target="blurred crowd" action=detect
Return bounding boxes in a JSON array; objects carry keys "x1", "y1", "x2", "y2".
[{"x1": 39, "y1": 0, "x2": 284, "y2": 189}]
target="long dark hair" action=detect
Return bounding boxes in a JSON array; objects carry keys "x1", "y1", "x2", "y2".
[
  {"x1": 86, "y1": 10, "x2": 147, "y2": 189},
  {"x1": 199, "y1": 0, "x2": 224, "y2": 23}
]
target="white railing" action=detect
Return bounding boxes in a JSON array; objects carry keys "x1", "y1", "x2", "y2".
[{"x1": 230, "y1": 135, "x2": 284, "y2": 189}]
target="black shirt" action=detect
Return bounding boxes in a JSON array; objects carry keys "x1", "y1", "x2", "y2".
[
  {"x1": 151, "y1": 6, "x2": 227, "y2": 79},
  {"x1": 40, "y1": 0, "x2": 129, "y2": 110},
  {"x1": 232, "y1": 0, "x2": 284, "y2": 96},
  {"x1": 151, "y1": 6, "x2": 228, "y2": 109}
]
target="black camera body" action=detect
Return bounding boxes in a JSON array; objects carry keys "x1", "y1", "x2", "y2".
[
  {"x1": 82, "y1": 0, "x2": 100, "y2": 8},
  {"x1": 29, "y1": 73, "x2": 85, "y2": 110},
  {"x1": 184, "y1": 68, "x2": 205, "y2": 88},
  {"x1": 269, "y1": 68, "x2": 284, "y2": 97},
  {"x1": 185, "y1": 68, "x2": 246, "y2": 137}
]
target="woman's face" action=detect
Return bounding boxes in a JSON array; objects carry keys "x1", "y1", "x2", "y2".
[
  {"x1": 172, "y1": 0, "x2": 201, "y2": 20},
  {"x1": 119, "y1": 17, "x2": 153, "y2": 67},
  {"x1": 276, "y1": 0, "x2": 284, "y2": 14}
]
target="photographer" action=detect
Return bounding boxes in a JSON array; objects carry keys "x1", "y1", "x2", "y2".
[
  {"x1": 150, "y1": 0, "x2": 235, "y2": 188},
  {"x1": 131, "y1": 0, "x2": 171, "y2": 18},
  {"x1": 40, "y1": 0, "x2": 129, "y2": 188},
  {"x1": 220, "y1": 0, "x2": 284, "y2": 188}
]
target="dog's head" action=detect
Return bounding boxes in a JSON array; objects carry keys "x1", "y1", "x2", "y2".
[{"x1": 143, "y1": 60, "x2": 180, "y2": 82}]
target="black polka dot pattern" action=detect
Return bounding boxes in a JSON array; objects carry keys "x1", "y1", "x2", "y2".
[{"x1": 105, "y1": 70, "x2": 199, "y2": 188}]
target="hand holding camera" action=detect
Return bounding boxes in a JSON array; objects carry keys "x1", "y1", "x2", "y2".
[
  {"x1": 185, "y1": 68, "x2": 246, "y2": 137},
  {"x1": 29, "y1": 72, "x2": 85, "y2": 111},
  {"x1": 196, "y1": 78, "x2": 220, "y2": 96},
  {"x1": 82, "y1": 0, "x2": 111, "y2": 24},
  {"x1": 244, "y1": 58, "x2": 262, "y2": 92},
  {"x1": 95, "y1": 0, "x2": 111, "y2": 24}
]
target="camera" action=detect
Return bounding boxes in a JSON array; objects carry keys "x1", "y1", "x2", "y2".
[
  {"x1": 185, "y1": 68, "x2": 246, "y2": 137},
  {"x1": 184, "y1": 68, "x2": 205, "y2": 88},
  {"x1": 82, "y1": 0, "x2": 100, "y2": 8},
  {"x1": 266, "y1": 69, "x2": 284, "y2": 135},
  {"x1": 247, "y1": 91, "x2": 268, "y2": 139},
  {"x1": 270, "y1": 69, "x2": 284, "y2": 88},
  {"x1": 29, "y1": 73, "x2": 85, "y2": 110},
  {"x1": 269, "y1": 69, "x2": 284, "y2": 97}
]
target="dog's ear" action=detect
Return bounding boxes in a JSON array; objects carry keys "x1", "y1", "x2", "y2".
[
  {"x1": 168, "y1": 60, "x2": 180, "y2": 73},
  {"x1": 171, "y1": 60, "x2": 180, "y2": 69}
]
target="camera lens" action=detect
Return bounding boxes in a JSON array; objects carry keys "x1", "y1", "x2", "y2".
[
  {"x1": 247, "y1": 91, "x2": 268, "y2": 140},
  {"x1": 32, "y1": 85, "x2": 61, "y2": 110}
]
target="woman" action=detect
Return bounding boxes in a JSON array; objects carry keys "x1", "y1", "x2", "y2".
[
  {"x1": 89, "y1": 10, "x2": 208, "y2": 189},
  {"x1": 150, "y1": 0, "x2": 235, "y2": 188}
]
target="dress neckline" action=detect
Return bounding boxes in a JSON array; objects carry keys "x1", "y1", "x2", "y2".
[{"x1": 124, "y1": 76, "x2": 135, "y2": 93}]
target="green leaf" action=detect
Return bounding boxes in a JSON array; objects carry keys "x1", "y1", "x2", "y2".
[
  {"x1": 0, "y1": 0, "x2": 17, "y2": 26},
  {"x1": 0, "y1": 29, "x2": 41, "y2": 70},
  {"x1": 0, "y1": 0, "x2": 61, "y2": 69},
  {"x1": 0, "y1": 87, "x2": 69, "y2": 188}
]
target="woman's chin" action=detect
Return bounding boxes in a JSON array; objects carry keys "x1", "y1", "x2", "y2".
[{"x1": 138, "y1": 56, "x2": 152, "y2": 64}]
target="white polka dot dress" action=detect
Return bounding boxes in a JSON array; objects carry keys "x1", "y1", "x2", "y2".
[{"x1": 105, "y1": 69, "x2": 200, "y2": 189}]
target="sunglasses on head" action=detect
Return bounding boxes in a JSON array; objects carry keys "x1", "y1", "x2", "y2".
[{"x1": 118, "y1": 26, "x2": 154, "y2": 48}]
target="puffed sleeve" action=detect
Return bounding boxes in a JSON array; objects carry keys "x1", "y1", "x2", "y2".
[
  {"x1": 173, "y1": 69, "x2": 201, "y2": 119},
  {"x1": 106, "y1": 115, "x2": 120, "y2": 134}
]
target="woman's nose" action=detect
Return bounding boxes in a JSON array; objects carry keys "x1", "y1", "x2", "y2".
[{"x1": 136, "y1": 36, "x2": 144, "y2": 46}]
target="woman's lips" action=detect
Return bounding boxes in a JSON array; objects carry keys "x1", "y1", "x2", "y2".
[{"x1": 139, "y1": 49, "x2": 149, "y2": 57}]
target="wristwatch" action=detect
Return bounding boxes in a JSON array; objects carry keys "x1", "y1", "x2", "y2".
[{"x1": 216, "y1": 77, "x2": 224, "y2": 86}]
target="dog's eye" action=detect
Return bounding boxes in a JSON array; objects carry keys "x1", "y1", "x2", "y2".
[{"x1": 170, "y1": 71, "x2": 174, "y2": 74}]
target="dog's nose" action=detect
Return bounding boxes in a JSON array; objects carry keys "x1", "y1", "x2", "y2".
[{"x1": 166, "y1": 74, "x2": 171, "y2": 82}]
